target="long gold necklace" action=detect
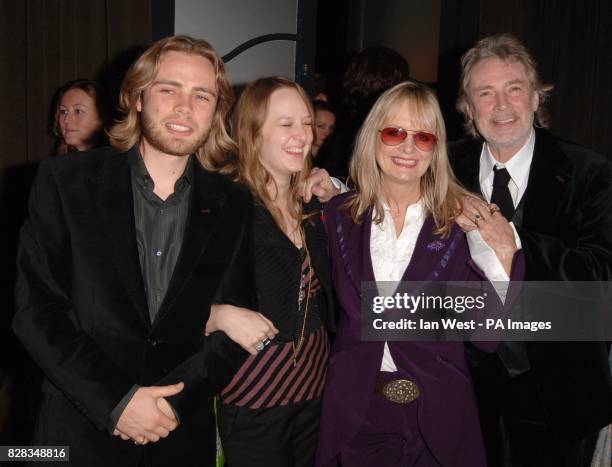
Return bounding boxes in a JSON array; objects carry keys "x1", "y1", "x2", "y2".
[{"x1": 292, "y1": 232, "x2": 312, "y2": 367}]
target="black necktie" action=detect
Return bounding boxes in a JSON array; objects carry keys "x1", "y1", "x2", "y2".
[{"x1": 490, "y1": 167, "x2": 515, "y2": 220}]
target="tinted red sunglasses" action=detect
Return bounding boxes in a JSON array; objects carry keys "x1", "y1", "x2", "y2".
[{"x1": 378, "y1": 127, "x2": 437, "y2": 152}]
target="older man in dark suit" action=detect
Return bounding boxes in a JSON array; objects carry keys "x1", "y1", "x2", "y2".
[
  {"x1": 12, "y1": 35, "x2": 281, "y2": 467},
  {"x1": 449, "y1": 33, "x2": 612, "y2": 466}
]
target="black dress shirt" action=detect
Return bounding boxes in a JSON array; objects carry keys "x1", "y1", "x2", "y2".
[{"x1": 128, "y1": 149, "x2": 193, "y2": 323}]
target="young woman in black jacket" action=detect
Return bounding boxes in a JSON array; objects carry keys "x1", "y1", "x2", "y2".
[{"x1": 207, "y1": 77, "x2": 337, "y2": 467}]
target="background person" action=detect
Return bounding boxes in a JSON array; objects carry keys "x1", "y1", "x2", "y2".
[
  {"x1": 312, "y1": 99, "x2": 336, "y2": 160},
  {"x1": 51, "y1": 79, "x2": 108, "y2": 154}
]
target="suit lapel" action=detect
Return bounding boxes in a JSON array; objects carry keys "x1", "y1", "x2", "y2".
[
  {"x1": 399, "y1": 216, "x2": 445, "y2": 282},
  {"x1": 331, "y1": 207, "x2": 375, "y2": 296},
  {"x1": 96, "y1": 148, "x2": 149, "y2": 325},
  {"x1": 520, "y1": 129, "x2": 571, "y2": 232},
  {"x1": 254, "y1": 202, "x2": 296, "y2": 251},
  {"x1": 361, "y1": 214, "x2": 376, "y2": 283},
  {"x1": 450, "y1": 139, "x2": 483, "y2": 193},
  {"x1": 334, "y1": 209, "x2": 456, "y2": 287},
  {"x1": 304, "y1": 204, "x2": 325, "y2": 272},
  {"x1": 153, "y1": 164, "x2": 227, "y2": 325}
]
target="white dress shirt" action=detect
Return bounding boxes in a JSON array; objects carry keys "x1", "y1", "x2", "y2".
[
  {"x1": 371, "y1": 200, "x2": 426, "y2": 372},
  {"x1": 464, "y1": 130, "x2": 532, "y2": 291},
  {"x1": 371, "y1": 194, "x2": 520, "y2": 371},
  {"x1": 478, "y1": 128, "x2": 535, "y2": 206}
]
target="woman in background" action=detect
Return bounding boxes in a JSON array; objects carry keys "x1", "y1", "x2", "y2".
[
  {"x1": 312, "y1": 100, "x2": 336, "y2": 159},
  {"x1": 52, "y1": 79, "x2": 107, "y2": 154}
]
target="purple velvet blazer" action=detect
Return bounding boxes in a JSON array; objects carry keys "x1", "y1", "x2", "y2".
[{"x1": 316, "y1": 192, "x2": 525, "y2": 467}]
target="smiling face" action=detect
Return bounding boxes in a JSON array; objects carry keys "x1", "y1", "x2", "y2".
[
  {"x1": 137, "y1": 50, "x2": 218, "y2": 158},
  {"x1": 258, "y1": 87, "x2": 313, "y2": 186},
  {"x1": 57, "y1": 88, "x2": 103, "y2": 151},
  {"x1": 375, "y1": 98, "x2": 434, "y2": 197},
  {"x1": 466, "y1": 57, "x2": 539, "y2": 162}
]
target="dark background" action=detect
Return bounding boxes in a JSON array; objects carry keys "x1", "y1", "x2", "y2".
[
  {"x1": 315, "y1": 0, "x2": 612, "y2": 150},
  {"x1": 1, "y1": 0, "x2": 611, "y2": 447},
  {"x1": 1, "y1": 0, "x2": 610, "y2": 168}
]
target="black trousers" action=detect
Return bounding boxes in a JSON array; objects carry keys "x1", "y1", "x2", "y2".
[
  {"x1": 218, "y1": 398, "x2": 321, "y2": 467},
  {"x1": 472, "y1": 354, "x2": 598, "y2": 467}
]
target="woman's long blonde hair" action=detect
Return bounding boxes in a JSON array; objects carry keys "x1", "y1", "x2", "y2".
[
  {"x1": 347, "y1": 80, "x2": 471, "y2": 237},
  {"x1": 229, "y1": 76, "x2": 314, "y2": 231}
]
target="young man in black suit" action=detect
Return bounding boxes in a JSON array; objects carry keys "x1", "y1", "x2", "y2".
[
  {"x1": 449, "y1": 33, "x2": 612, "y2": 466},
  {"x1": 12, "y1": 35, "x2": 279, "y2": 466}
]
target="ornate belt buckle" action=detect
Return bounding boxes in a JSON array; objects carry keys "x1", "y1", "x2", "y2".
[{"x1": 382, "y1": 379, "x2": 420, "y2": 404}]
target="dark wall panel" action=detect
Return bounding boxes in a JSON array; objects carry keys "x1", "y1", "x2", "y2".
[
  {"x1": 479, "y1": 0, "x2": 612, "y2": 157},
  {"x1": 0, "y1": 0, "x2": 152, "y2": 168},
  {"x1": 0, "y1": 1, "x2": 27, "y2": 166},
  {"x1": 588, "y1": 1, "x2": 612, "y2": 156}
]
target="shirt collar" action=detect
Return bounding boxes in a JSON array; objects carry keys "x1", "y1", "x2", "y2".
[
  {"x1": 127, "y1": 145, "x2": 150, "y2": 186},
  {"x1": 481, "y1": 128, "x2": 535, "y2": 186},
  {"x1": 379, "y1": 198, "x2": 425, "y2": 226},
  {"x1": 128, "y1": 145, "x2": 194, "y2": 193}
]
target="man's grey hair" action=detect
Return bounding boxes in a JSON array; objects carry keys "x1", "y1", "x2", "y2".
[{"x1": 457, "y1": 33, "x2": 554, "y2": 138}]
